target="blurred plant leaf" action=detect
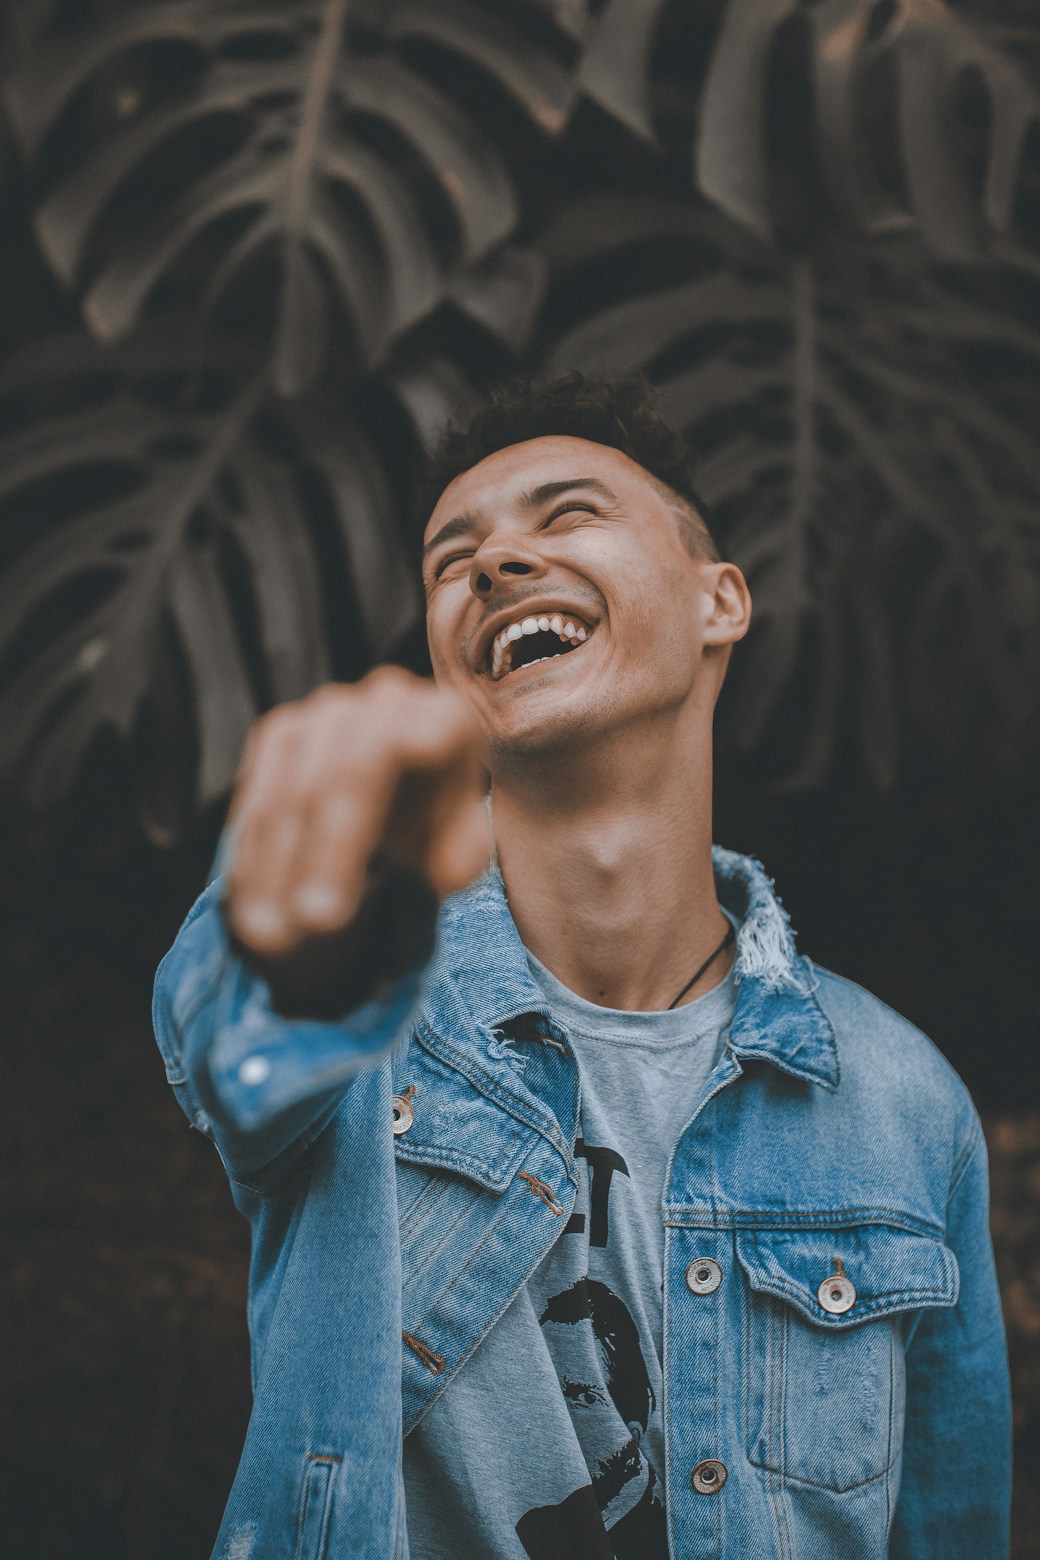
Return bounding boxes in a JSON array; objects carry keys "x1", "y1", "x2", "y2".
[
  {"x1": 3, "y1": 0, "x2": 527, "y2": 394},
  {"x1": 384, "y1": 0, "x2": 580, "y2": 135},
  {"x1": 0, "y1": 328, "x2": 431, "y2": 821},
  {"x1": 580, "y1": 0, "x2": 1040, "y2": 256},
  {"x1": 543, "y1": 195, "x2": 1040, "y2": 784}
]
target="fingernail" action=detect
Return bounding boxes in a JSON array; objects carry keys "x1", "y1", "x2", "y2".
[{"x1": 237, "y1": 900, "x2": 286, "y2": 940}]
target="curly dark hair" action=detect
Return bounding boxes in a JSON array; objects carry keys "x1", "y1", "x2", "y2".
[{"x1": 414, "y1": 372, "x2": 719, "y2": 561}]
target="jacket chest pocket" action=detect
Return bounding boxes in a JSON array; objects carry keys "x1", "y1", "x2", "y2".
[{"x1": 735, "y1": 1223, "x2": 958, "y2": 1493}]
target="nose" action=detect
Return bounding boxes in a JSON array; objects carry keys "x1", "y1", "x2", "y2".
[{"x1": 469, "y1": 534, "x2": 547, "y2": 598}]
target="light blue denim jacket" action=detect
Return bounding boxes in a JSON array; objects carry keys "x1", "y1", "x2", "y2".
[{"x1": 153, "y1": 847, "x2": 1011, "y2": 1560}]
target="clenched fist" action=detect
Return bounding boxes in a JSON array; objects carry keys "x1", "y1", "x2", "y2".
[{"x1": 222, "y1": 668, "x2": 490, "y2": 1019}]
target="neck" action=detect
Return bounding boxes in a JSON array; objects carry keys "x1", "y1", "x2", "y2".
[{"x1": 491, "y1": 717, "x2": 730, "y2": 1010}]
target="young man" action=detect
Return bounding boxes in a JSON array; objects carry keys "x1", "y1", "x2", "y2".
[{"x1": 154, "y1": 375, "x2": 1011, "y2": 1560}]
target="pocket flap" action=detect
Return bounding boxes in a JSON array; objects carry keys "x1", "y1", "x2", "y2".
[
  {"x1": 735, "y1": 1224, "x2": 959, "y2": 1328},
  {"x1": 392, "y1": 1036, "x2": 537, "y2": 1193}
]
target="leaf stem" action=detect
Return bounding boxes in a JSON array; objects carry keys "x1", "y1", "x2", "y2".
[
  {"x1": 791, "y1": 258, "x2": 815, "y2": 550},
  {"x1": 286, "y1": 0, "x2": 349, "y2": 241}
]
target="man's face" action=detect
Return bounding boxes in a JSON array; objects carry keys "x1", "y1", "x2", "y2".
[{"x1": 421, "y1": 435, "x2": 733, "y2": 761}]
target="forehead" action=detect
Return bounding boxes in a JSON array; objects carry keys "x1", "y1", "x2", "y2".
[{"x1": 423, "y1": 434, "x2": 658, "y2": 541}]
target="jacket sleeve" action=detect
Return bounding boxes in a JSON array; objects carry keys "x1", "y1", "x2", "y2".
[
  {"x1": 890, "y1": 1115, "x2": 1012, "y2": 1559},
  {"x1": 152, "y1": 873, "x2": 425, "y2": 1194}
]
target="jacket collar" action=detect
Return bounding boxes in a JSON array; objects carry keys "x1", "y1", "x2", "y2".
[{"x1": 426, "y1": 846, "x2": 838, "y2": 1091}]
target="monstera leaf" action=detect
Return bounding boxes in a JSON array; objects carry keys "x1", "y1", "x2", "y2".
[
  {"x1": 384, "y1": 0, "x2": 580, "y2": 135},
  {"x1": 580, "y1": 0, "x2": 1040, "y2": 257},
  {"x1": 0, "y1": 327, "x2": 447, "y2": 832},
  {"x1": 3, "y1": 0, "x2": 532, "y2": 395},
  {"x1": 543, "y1": 195, "x2": 1040, "y2": 784}
]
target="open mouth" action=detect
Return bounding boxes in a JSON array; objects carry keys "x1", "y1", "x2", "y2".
[{"x1": 488, "y1": 612, "x2": 594, "y2": 681}]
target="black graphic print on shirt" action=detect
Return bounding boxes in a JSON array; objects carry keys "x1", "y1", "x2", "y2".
[{"x1": 516, "y1": 1143, "x2": 668, "y2": 1560}]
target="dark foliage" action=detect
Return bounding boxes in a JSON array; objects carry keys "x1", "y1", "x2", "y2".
[{"x1": 0, "y1": 0, "x2": 1038, "y2": 815}]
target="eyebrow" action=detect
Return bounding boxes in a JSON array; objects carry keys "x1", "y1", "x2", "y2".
[{"x1": 421, "y1": 477, "x2": 619, "y2": 565}]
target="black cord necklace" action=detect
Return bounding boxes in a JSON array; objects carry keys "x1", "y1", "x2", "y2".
[{"x1": 667, "y1": 921, "x2": 735, "y2": 1010}]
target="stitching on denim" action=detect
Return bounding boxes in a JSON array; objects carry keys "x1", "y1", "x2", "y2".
[
  {"x1": 402, "y1": 1159, "x2": 574, "y2": 1436},
  {"x1": 748, "y1": 1453, "x2": 897, "y2": 1493},
  {"x1": 665, "y1": 1207, "x2": 946, "y2": 1237},
  {"x1": 394, "y1": 1135, "x2": 523, "y2": 1187},
  {"x1": 396, "y1": 1041, "x2": 530, "y2": 1181},
  {"x1": 661, "y1": 1225, "x2": 676, "y2": 1560},
  {"x1": 291, "y1": 1459, "x2": 314, "y2": 1560},
  {"x1": 742, "y1": 1278, "x2": 956, "y2": 1317},
  {"x1": 764, "y1": 1301, "x2": 786, "y2": 1559},
  {"x1": 401, "y1": 1181, "x2": 485, "y2": 1288},
  {"x1": 411, "y1": 1160, "x2": 568, "y2": 1335},
  {"x1": 946, "y1": 1114, "x2": 984, "y2": 1214},
  {"x1": 402, "y1": 1331, "x2": 446, "y2": 1374},
  {"x1": 710, "y1": 1235, "x2": 723, "y2": 1556},
  {"x1": 777, "y1": 1308, "x2": 796, "y2": 1557},
  {"x1": 397, "y1": 1173, "x2": 452, "y2": 1241},
  {"x1": 885, "y1": 1324, "x2": 897, "y2": 1535},
  {"x1": 417, "y1": 1021, "x2": 573, "y2": 1168},
  {"x1": 747, "y1": 1305, "x2": 901, "y2": 1493}
]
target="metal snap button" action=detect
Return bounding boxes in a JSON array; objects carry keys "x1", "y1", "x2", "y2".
[
  {"x1": 691, "y1": 1458, "x2": 727, "y2": 1494},
  {"x1": 239, "y1": 1055, "x2": 271, "y2": 1085},
  {"x1": 817, "y1": 1256, "x2": 856, "y2": 1314},
  {"x1": 686, "y1": 1257, "x2": 723, "y2": 1294},
  {"x1": 391, "y1": 1085, "x2": 416, "y2": 1135}
]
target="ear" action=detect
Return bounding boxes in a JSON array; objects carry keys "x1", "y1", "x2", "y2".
[{"x1": 701, "y1": 562, "x2": 752, "y2": 647}]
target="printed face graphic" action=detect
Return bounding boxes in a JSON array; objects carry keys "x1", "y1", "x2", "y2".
[{"x1": 517, "y1": 1277, "x2": 666, "y2": 1560}]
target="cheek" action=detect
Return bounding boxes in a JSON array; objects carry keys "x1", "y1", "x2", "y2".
[{"x1": 424, "y1": 602, "x2": 458, "y2": 675}]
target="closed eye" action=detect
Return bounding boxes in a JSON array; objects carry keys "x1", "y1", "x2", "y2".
[
  {"x1": 433, "y1": 550, "x2": 474, "y2": 580},
  {"x1": 542, "y1": 502, "x2": 599, "y2": 528}
]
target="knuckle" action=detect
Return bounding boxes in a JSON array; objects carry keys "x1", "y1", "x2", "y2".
[{"x1": 364, "y1": 664, "x2": 413, "y2": 700}]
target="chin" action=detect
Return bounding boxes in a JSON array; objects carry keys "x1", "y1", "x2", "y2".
[{"x1": 483, "y1": 692, "x2": 614, "y2": 767}]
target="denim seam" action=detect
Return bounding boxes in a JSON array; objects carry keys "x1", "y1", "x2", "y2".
[
  {"x1": 765, "y1": 1302, "x2": 789, "y2": 1560},
  {"x1": 666, "y1": 1208, "x2": 945, "y2": 1237},
  {"x1": 748, "y1": 1453, "x2": 898, "y2": 1494},
  {"x1": 750, "y1": 1304, "x2": 900, "y2": 1497},
  {"x1": 398, "y1": 1173, "x2": 451, "y2": 1240},
  {"x1": 393, "y1": 1133, "x2": 524, "y2": 1190},
  {"x1": 741, "y1": 1280, "x2": 955, "y2": 1318},
  {"x1": 400, "y1": 1182, "x2": 485, "y2": 1288},
  {"x1": 885, "y1": 1322, "x2": 897, "y2": 1535},
  {"x1": 662, "y1": 1224, "x2": 675, "y2": 1560},
  {"x1": 417, "y1": 1021, "x2": 574, "y2": 1170},
  {"x1": 410, "y1": 1172, "x2": 564, "y2": 1337},
  {"x1": 402, "y1": 1171, "x2": 574, "y2": 1436},
  {"x1": 946, "y1": 1115, "x2": 984, "y2": 1213}
]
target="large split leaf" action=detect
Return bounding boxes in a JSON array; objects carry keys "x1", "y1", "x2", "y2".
[
  {"x1": 580, "y1": 0, "x2": 1040, "y2": 257},
  {"x1": 384, "y1": 0, "x2": 581, "y2": 136},
  {"x1": 543, "y1": 195, "x2": 1040, "y2": 784},
  {"x1": 3, "y1": 0, "x2": 523, "y2": 394},
  {"x1": 0, "y1": 329, "x2": 429, "y2": 829}
]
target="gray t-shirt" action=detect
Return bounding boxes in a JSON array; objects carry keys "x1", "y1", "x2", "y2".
[{"x1": 404, "y1": 949, "x2": 737, "y2": 1560}]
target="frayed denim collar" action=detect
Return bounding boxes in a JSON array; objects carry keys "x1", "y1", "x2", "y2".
[{"x1": 429, "y1": 848, "x2": 838, "y2": 1091}]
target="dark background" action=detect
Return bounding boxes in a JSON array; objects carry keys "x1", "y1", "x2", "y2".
[{"x1": 2, "y1": 2, "x2": 1039, "y2": 1556}]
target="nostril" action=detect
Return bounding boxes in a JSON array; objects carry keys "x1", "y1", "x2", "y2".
[
  {"x1": 501, "y1": 561, "x2": 533, "y2": 575},
  {"x1": 475, "y1": 571, "x2": 493, "y2": 592}
]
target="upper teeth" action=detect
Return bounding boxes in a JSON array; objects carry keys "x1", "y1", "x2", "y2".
[{"x1": 489, "y1": 613, "x2": 590, "y2": 679}]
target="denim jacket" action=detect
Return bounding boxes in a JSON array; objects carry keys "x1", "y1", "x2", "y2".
[{"x1": 152, "y1": 847, "x2": 1011, "y2": 1560}]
